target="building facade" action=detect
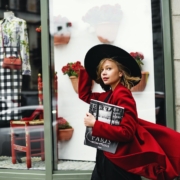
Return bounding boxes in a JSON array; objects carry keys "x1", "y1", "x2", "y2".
[{"x1": 0, "y1": 0, "x2": 179, "y2": 180}]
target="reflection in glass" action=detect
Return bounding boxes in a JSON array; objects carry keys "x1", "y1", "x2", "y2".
[
  {"x1": 0, "y1": 0, "x2": 44, "y2": 170},
  {"x1": 151, "y1": 0, "x2": 166, "y2": 126}
]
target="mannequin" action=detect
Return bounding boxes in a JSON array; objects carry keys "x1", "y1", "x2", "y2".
[
  {"x1": 4, "y1": 11, "x2": 14, "y2": 19},
  {"x1": 0, "y1": 13, "x2": 31, "y2": 120}
]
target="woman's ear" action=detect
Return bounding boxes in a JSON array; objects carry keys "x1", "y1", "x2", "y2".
[{"x1": 119, "y1": 72, "x2": 123, "y2": 77}]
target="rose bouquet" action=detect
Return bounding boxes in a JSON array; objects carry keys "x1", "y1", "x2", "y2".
[
  {"x1": 57, "y1": 117, "x2": 72, "y2": 129},
  {"x1": 61, "y1": 61, "x2": 84, "y2": 77},
  {"x1": 130, "y1": 52, "x2": 144, "y2": 69},
  {"x1": 57, "y1": 117, "x2": 74, "y2": 141}
]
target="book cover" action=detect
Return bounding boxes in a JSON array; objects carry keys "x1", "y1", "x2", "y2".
[{"x1": 84, "y1": 99, "x2": 124, "y2": 154}]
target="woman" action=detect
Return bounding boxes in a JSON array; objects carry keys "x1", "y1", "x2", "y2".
[{"x1": 78, "y1": 44, "x2": 180, "y2": 180}]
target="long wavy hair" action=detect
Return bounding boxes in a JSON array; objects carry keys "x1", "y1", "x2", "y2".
[{"x1": 96, "y1": 58, "x2": 141, "y2": 91}]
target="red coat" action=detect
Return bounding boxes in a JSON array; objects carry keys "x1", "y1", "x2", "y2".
[{"x1": 78, "y1": 69, "x2": 180, "y2": 180}]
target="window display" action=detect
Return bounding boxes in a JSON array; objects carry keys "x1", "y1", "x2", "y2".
[
  {"x1": 0, "y1": 11, "x2": 31, "y2": 120},
  {"x1": 0, "y1": 0, "x2": 43, "y2": 170}
]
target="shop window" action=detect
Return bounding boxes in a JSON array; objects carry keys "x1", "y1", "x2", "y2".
[{"x1": 0, "y1": 0, "x2": 44, "y2": 170}]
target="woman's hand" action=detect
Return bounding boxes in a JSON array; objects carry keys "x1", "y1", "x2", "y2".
[{"x1": 84, "y1": 112, "x2": 96, "y2": 127}]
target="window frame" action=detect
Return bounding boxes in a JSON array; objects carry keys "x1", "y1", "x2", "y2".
[{"x1": 0, "y1": 0, "x2": 174, "y2": 179}]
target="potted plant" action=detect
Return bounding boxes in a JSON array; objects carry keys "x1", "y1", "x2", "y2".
[
  {"x1": 50, "y1": 15, "x2": 72, "y2": 45},
  {"x1": 57, "y1": 117, "x2": 74, "y2": 141},
  {"x1": 61, "y1": 61, "x2": 84, "y2": 93},
  {"x1": 130, "y1": 52, "x2": 149, "y2": 92},
  {"x1": 82, "y1": 4, "x2": 122, "y2": 43},
  {"x1": 130, "y1": 52, "x2": 144, "y2": 70},
  {"x1": 35, "y1": 18, "x2": 72, "y2": 45},
  {"x1": 53, "y1": 22, "x2": 72, "y2": 45}
]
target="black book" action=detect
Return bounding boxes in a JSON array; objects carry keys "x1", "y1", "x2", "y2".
[{"x1": 84, "y1": 99, "x2": 124, "y2": 154}]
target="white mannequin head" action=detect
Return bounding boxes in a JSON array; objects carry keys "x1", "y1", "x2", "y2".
[{"x1": 4, "y1": 11, "x2": 14, "y2": 19}]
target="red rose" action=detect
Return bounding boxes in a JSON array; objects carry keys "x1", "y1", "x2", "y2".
[
  {"x1": 35, "y1": 26, "x2": 41, "y2": 32},
  {"x1": 130, "y1": 51, "x2": 144, "y2": 69},
  {"x1": 61, "y1": 61, "x2": 84, "y2": 77},
  {"x1": 130, "y1": 52, "x2": 136, "y2": 59},
  {"x1": 61, "y1": 66, "x2": 69, "y2": 73}
]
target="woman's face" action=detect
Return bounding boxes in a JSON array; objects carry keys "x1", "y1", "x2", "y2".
[{"x1": 101, "y1": 60, "x2": 122, "y2": 90}]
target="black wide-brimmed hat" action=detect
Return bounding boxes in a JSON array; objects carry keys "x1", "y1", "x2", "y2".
[{"x1": 84, "y1": 44, "x2": 141, "y2": 87}]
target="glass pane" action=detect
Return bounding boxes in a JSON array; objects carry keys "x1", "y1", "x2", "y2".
[
  {"x1": 151, "y1": 0, "x2": 166, "y2": 126},
  {"x1": 49, "y1": 0, "x2": 165, "y2": 174},
  {"x1": 0, "y1": 0, "x2": 45, "y2": 170}
]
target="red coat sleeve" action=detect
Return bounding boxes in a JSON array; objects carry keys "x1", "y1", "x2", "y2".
[
  {"x1": 78, "y1": 69, "x2": 107, "y2": 103},
  {"x1": 92, "y1": 85, "x2": 139, "y2": 142}
]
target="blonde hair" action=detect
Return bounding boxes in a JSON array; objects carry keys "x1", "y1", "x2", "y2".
[{"x1": 96, "y1": 58, "x2": 140, "y2": 90}]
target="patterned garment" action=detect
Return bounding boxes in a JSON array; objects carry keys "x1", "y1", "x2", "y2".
[
  {"x1": 0, "y1": 14, "x2": 31, "y2": 120},
  {"x1": 0, "y1": 47, "x2": 22, "y2": 120},
  {"x1": 0, "y1": 14, "x2": 31, "y2": 75}
]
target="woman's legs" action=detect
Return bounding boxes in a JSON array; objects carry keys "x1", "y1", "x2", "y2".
[
  {"x1": 103, "y1": 156, "x2": 142, "y2": 180},
  {"x1": 91, "y1": 150, "x2": 141, "y2": 180},
  {"x1": 91, "y1": 164, "x2": 101, "y2": 180}
]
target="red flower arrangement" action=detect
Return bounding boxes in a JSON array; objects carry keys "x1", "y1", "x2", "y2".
[
  {"x1": 61, "y1": 61, "x2": 84, "y2": 77},
  {"x1": 130, "y1": 52, "x2": 144, "y2": 69},
  {"x1": 57, "y1": 117, "x2": 72, "y2": 129},
  {"x1": 36, "y1": 26, "x2": 41, "y2": 32}
]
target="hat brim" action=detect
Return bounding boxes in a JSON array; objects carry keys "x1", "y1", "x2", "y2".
[{"x1": 84, "y1": 44, "x2": 141, "y2": 86}]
